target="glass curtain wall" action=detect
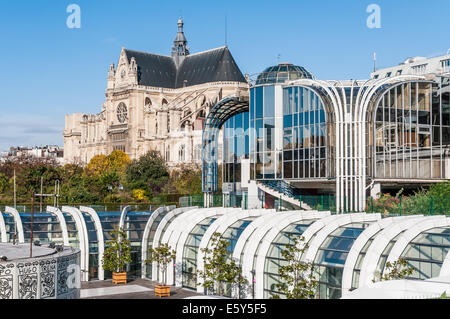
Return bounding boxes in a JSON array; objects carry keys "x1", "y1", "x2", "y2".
[
  {"x1": 145, "y1": 211, "x2": 169, "y2": 279},
  {"x1": 21, "y1": 213, "x2": 63, "y2": 245},
  {"x1": 182, "y1": 217, "x2": 217, "y2": 289},
  {"x1": 250, "y1": 85, "x2": 278, "y2": 180},
  {"x1": 219, "y1": 218, "x2": 255, "y2": 297},
  {"x1": 283, "y1": 87, "x2": 327, "y2": 179},
  {"x1": 313, "y1": 222, "x2": 371, "y2": 299},
  {"x1": 98, "y1": 212, "x2": 121, "y2": 279},
  {"x1": 223, "y1": 112, "x2": 249, "y2": 185},
  {"x1": 124, "y1": 212, "x2": 152, "y2": 278},
  {"x1": 400, "y1": 227, "x2": 450, "y2": 280},
  {"x1": 373, "y1": 80, "x2": 450, "y2": 179},
  {"x1": 263, "y1": 221, "x2": 315, "y2": 299},
  {"x1": 351, "y1": 231, "x2": 381, "y2": 291},
  {"x1": 374, "y1": 232, "x2": 405, "y2": 278},
  {"x1": 82, "y1": 213, "x2": 100, "y2": 280},
  {"x1": 62, "y1": 213, "x2": 78, "y2": 247}
]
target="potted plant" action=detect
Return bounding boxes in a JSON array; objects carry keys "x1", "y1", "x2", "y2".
[
  {"x1": 102, "y1": 226, "x2": 132, "y2": 284},
  {"x1": 146, "y1": 243, "x2": 176, "y2": 297}
]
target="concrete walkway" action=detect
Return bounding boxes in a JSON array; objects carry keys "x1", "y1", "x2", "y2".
[{"x1": 81, "y1": 278, "x2": 203, "y2": 299}]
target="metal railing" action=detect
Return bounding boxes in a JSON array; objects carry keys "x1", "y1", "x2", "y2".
[{"x1": 366, "y1": 195, "x2": 450, "y2": 216}]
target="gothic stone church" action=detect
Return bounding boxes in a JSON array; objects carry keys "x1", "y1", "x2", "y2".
[{"x1": 63, "y1": 18, "x2": 249, "y2": 168}]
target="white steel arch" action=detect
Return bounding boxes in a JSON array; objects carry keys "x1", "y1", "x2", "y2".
[
  {"x1": 151, "y1": 206, "x2": 197, "y2": 281},
  {"x1": 244, "y1": 211, "x2": 330, "y2": 299},
  {"x1": 303, "y1": 213, "x2": 381, "y2": 263},
  {"x1": 297, "y1": 214, "x2": 343, "y2": 253},
  {"x1": 118, "y1": 205, "x2": 131, "y2": 231},
  {"x1": 5, "y1": 207, "x2": 24, "y2": 243},
  {"x1": 195, "y1": 208, "x2": 271, "y2": 293},
  {"x1": 46, "y1": 206, "x2": 70, "y2": 246},
  {"x1": 80, "y1": 205, "x2": 106, "y2": 281},
  {"x1": 140, "y1": 205, "x2": 175, "y2": 279},
  {"x1": 358, "y1": 215, "x2": 433, "y2": 288},
  {"x1": 386, "y1": 216, "x2": 450, "y2": 277},
  {"x1": 289, "y1": 79, "x2": 344, "y2": 212},
  {"x1": 159, "y1": 207, "x2": 204, "y2": 285},
  {"x1": 341, "y1": 215, "x2": 422, "y2": 296},
  {"x1": 168, "y1": 208, "x2": 232, "y2": 286},
  {"x1": 289, "y1": 76, "x2": 428, "y2": 212},
  {"x1": 62, "y1": 206, "x2": 90, "y2": 281},
  {"x1": 240, "y1": 211, "x2": 302, "y2": 299},
  {"x1": 232, "y1": 211, "x2": 285, "y2": 265},
  {"x1": 0, "y1": 211, "x2": 7, "y2": 243},
  {"x1": 356, "y1": 75, "x2": 426, "y2": 211}
]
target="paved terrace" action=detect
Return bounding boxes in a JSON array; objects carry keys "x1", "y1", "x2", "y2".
[{"x1": 81, "y1": 278, "x2": 203, "y2": 299}]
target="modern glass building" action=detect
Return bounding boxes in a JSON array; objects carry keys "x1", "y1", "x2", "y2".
[{"x1": 202, "y1": 62, "x2": 450, "y2": 213}]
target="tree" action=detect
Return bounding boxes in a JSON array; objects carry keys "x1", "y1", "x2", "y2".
[
  {"x1": 146, "y1": 243, "x2": 176, "y2": 285},
  {"x1": 125, "y1": 150, "x2": 170, "y2": 195},
  {"x1": 84, "y1": 154, "x2": 110, "y2": 176},
  {"x1": 373, "y1": 257, "x2": 414, "y2": 282},
  {"x1": 108, "y1": 150, "x2": 130, "y2": 172},
  {"x1": 20, "y1": 162, "x2": 61, "y2": 197},
  {"x1": 132, "y1": 189, "x2": 149, "y2": 202},
  {"x1": 272, "y1": 235, "x2": 318, "y2": 299},
  {"x1": 0, "y1": 173, "x2": 9, "y2": 193},
  {"x1": 171, "y1": 167, "x2": 202, "y2": 194},
  {"x1": 102, "y1": 227, "x2": 132, "y2": 273},
  {"x1": 197, "y1": 232, "x2": 247, "y2": 297}
]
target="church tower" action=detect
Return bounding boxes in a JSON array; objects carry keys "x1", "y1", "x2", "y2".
[{"x1": 171, "y1": 17, "x2": 190, "y2": 68}]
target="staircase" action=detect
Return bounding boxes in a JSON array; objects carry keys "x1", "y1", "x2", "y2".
[{"x1": 257, "y1": 180, "x2": 313, "y2": 210}]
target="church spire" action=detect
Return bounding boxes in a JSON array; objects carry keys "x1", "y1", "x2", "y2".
[{"x1": 172, "y1": 17, "x2": 190, "y2": 68}]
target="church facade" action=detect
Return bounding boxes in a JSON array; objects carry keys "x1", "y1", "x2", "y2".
[{"x1": 63, "y1": 18, "x2": 249, "y2": 168}]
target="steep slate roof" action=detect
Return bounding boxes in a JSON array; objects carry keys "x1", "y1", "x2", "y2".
[
  {"x1": 124, "y1": 46, "x2": 246, "y2": 89},
  {"x1": 124, "y1": 49, "x2": 177, "y2": 88}
]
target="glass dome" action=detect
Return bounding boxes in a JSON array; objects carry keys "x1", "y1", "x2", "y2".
[{"x1": 255, "y1": 63, "x2": 314, "y2": 85}]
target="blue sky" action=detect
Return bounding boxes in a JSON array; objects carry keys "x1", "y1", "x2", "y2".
[{"x1": 0, "y1": 0, "x2": 449, "y2": 153}]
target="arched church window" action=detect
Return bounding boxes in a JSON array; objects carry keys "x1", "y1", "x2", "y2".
[
  {"x1": 181, "y1": 121, "x2": 190, "y2": 132},
  {"x1": 194, "y1": 144, "x2": 202, "y2": 161},
  {"x1": 179, "y1": 145, "x2": 185, "y2": 162},
  {"x1": 166, "y1": 145, "x2": 170, "y2": 162},
  {"x1": 145, "y1": 97, "x2": 152, "y2": 111},
  {"x1": 167, "y1": 112, "x2": 171, "y2": 133}
]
